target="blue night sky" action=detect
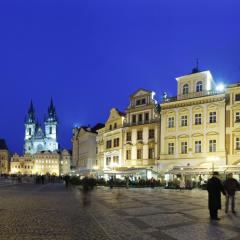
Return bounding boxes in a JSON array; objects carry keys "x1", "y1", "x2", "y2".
[{"x1": 0, "y1": 0, "x2": 240, "y2": 154}]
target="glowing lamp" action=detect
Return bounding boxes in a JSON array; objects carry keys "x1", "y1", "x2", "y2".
[{"x1": 216, "y1": 84, "x2": 225, "y2": 92}]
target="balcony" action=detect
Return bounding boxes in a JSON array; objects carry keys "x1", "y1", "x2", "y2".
[
  {"x1": 123, "y1": 119, "x2": 160, "y2": 127},
  {"x1": 162, "y1": 90, "x2": 224, "y2": 103}
]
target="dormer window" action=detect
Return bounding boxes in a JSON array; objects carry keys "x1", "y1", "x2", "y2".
[
  {"x1": 183, "y1": 84, "x2": 189, "y2": 95},
  {"x1": 136, "y1": 98, "x2": 146, "y2": 106},
  {"x1": 196, "y1": 81, "x2": 203, "y2": 92}
]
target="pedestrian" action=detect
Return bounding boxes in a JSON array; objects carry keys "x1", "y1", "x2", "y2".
[
  {"x1": 224, "y1": 173, "x2": 240, "y2": 214},
  {"x1": 64, "y1": 175, "x2": 70, "y2": 188},
  {"x1": 125, "y1": 176, "x2": 129, "y2": 189},
  {"x1": 109, "y1": 176, "x2": 114, "y2": 189},
  {"x1": 207, "y1": 171, "x2": 226, "y2": 220},
  {"x1": 179, "y1": 178, "x2": 185, "y2": 191}
]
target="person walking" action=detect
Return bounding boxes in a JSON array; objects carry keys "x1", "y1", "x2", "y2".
[
  {"x1": 207, "y1": 171, "x2": 226, "y2": 220},
  {"x1": 224, "y1": 173, "x2": 240, "y2": 214}
]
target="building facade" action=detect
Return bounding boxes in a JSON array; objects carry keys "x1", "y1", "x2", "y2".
[
  {"x1": 123, "y1": 89, "x2": 161, "y2": 171},
  {"x1": 226, "y1": 84, "x2": 240, "y2": 166},
  {"x1": 160, "y1": 70, "x2": 226, "y2": 174},
  {"x1": 96, "y1": 108, "x2": 125, "y2": 171},
  {"x1": 10, "y1": 150, "x2": 71, "y2": 176},
  {"x1": 72, "y1": 124, "x2": 104, "y2": 172},
  {"x1": 0, "y1": 139, "x2": 10, "y2": 174},
  {"x1": 24, "y1": 99, "x2": 58, "y2": 154}
]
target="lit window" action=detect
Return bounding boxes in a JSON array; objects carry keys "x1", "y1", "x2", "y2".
[
  {"x1": 168, "y1": 143, "x2": 174, "y2": 155},
  {"x1": 196, "y1": 81, "x2": 203, "y2": 92},
  {"x1": 195, "y1": 114, "x2": 202, "y2": 125},
  {"x1": 195, "y1": 141, "x2": 202, "y2": 153},
  {"x1": 209, "y1": 140, "x2": 216, "y2": 152},
  {"x1": 209, "y1": 112, "x2": 216, "y2": 123},
  {"x1": 181, "y1": 142, "x2": 188, "y2": 154},
  {"x1": 183, "y1": 84, "x2": 189, "y2": 95},
  {"x1": 168, "y1": 117, "x2": 174, "y2": 128},
  {"x1": 181, "y1": 116, "x2": 188, "y2": 127}
]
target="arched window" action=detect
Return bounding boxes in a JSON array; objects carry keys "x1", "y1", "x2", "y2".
[
  {"x1": 196, "y1": 81, "x2": 203, "y2": 92},
  {"x1": 183, "y1": 84, "x2": 189, "y2": 95}
]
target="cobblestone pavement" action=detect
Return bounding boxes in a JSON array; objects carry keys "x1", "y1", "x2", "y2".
[
  {"x1": 0, "y1": 183, "x2": 109, "y2": 240},
  {"x1": 80, "y1": 187, "x2": 240, "y2": 240},
  {"x1": 0, "y1": 184, "x2": 240, "y2": 240}
]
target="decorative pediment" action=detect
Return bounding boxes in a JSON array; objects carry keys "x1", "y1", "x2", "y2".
[{"x1": 130, "y1": 89, "x2": 152, "y2": 98}]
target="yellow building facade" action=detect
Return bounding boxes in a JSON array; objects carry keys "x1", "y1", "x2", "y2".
[
  {"x1": 97, "y1": 108, "x2": 125, "y2": 171},
  {"x1": 226, "y1": 84, "x2": 240, "y2": 166},
  {"x1": 160, "y1": 70, "x2": 226, "y2": 173},
  {"x1": 123, "y1": 89, "x2": 160, "y2": 170},
  {"x1": 10, "y1": 150, "x2": 71, "y2": 176}
]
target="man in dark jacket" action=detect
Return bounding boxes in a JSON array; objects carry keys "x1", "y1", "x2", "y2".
[
  {"x1": 207, "y1": 172, "x2": 226, "y2": 220},
  {"x1": 224, "y1": 173, "x2": 240, "y2": 214}
]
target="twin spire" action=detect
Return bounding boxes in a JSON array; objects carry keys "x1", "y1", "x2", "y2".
[{"x1": 26, "y1": 98, "x2": 57, "y2": 124}]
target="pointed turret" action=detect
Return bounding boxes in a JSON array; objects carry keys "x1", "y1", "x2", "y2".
[
  {"x1": 26, "y1": 100, "x2": 36, "y2": 123},
  {"x1": 47, "y1": 97, "x2": 57, "y2": 122}
]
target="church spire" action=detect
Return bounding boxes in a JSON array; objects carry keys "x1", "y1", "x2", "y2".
[
  {"x1": 26, "y1": 100, "x2": 36, "y2": 123},
  {"x1": 46, "y1": 98, "x2": 57, "y2": 122}
]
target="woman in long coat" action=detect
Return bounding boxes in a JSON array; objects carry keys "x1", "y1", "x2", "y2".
[{"x1": 207, "y1": 172, "x2": 226, "y2": 220}]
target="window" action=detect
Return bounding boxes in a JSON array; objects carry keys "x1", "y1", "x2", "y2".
[
  {"x1": 49, "y1": 127, "x2": 52, "y2": 134},
  {"x1": 181, "y1": 142, "x2": 188, "y2": 154},
  {"x1": 236, "y1": 112, "x2": 240, "y2": 123},
  {"x1": 126, "y1": 132, "x2": 131, "y2": 141},
  {"x1": 148, "y1": 148, "x2": 155, "y2": 159},
  {"x1": 137, "y1": 130, "x2": 143, "y2": 140},
  {"x1": 106, "y1": 157, "x2": 111, "y2": 166},
  {"x1": 209, "y1": 112, "x2": 216, "y2": 123},
  {"x1": 236, "y1": 138, "x2": 240, "y2": 150},
  {"x1": 168, "y1": 117, "x2": 174, "y2": 128},
  {"x1": 181, "y1": 115, "x2": 188, "y2": 127},
  {"x1": 145, "y1": 112, "x2": 149, "y2": 123},
  {"x1": 106, "y1": 140, "x2": 112, "y2": 149},
  {"x1": 136, "y1": 98, "x2": 146, "y2": 106},
  {"x1": 195, "y1": 141, "x2": 202, "y2": 153},
  {"x1": 28, "y1": 128, "x2": 31, "y2": 136},
  {"x1": 132, "y1": 115, "x2": 136, "y2": 124},
  {"x1": 196, "y1": 81, "x2": 203, "y2": 92},
  {"x1": 109, "y1": 125, "x2": 112, "y2": 130},
  {"x1": 195, "y1": 113, "x2": 202, "y2": 125},
  {"x1": 126, "y1": 150, "x2": 131, "y2": 160},
  {"x1": 183, "y1": 84, "x2": 189, "y2": 95},
  {"x1": 113, "y1": 138, "x2": 119, "y2": 147},
  {"x1": 209, "y1": 140, "x2": 216, "y2": 152},
  {"x1": 149, "y1": 129, "x2": 155, "y2": 139},
  {"x1": 113, "y1": 156, "x2": 119, "y2": 164},
  {"x1": 168, "y1": 143, "x2": 174, "y2": 155},
  {"x1": 235, "y1": 94, "x2": 240, "y2": 101},
  {"x1": 138, "y1": 114, "x2": 143, "y2": 124},
  {"x1": 137, "y1": 149, "x2": 142, "y2": 159},
  {"x1": 114, "y1": 123, "x2": 117, "y2": 129}
]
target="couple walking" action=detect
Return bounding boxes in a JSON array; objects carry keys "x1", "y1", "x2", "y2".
[{"x1": 207, "y1": 172, "x2": 240, "y2": 220}]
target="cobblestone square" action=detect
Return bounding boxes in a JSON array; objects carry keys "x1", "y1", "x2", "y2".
[{"x1": 0, "y1": 183, "x2": 240, "y2": 240}]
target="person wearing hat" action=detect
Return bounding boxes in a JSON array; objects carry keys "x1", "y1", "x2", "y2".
[{"x1": 207, "y1": 171, "x2": 226, "y2": 220}]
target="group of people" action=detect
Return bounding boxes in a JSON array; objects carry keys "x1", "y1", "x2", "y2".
[{"x1": 207, "y1": 172, "x2": 240, "y2": 220}]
